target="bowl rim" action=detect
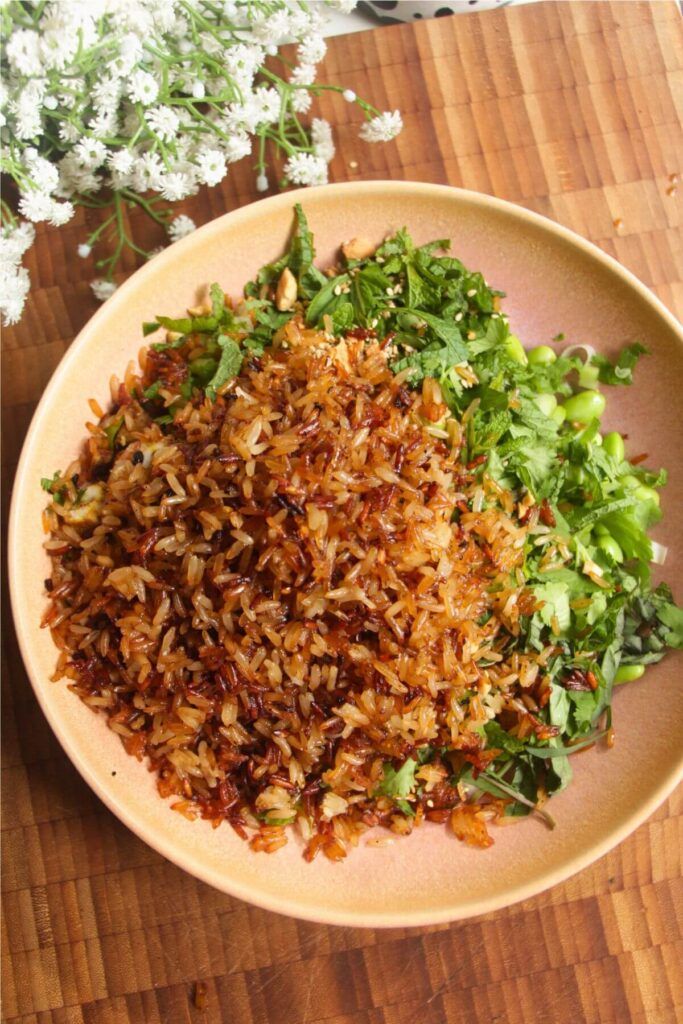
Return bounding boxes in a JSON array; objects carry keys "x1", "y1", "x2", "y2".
[{"x1": 9, "y1": 180, "x2": 683, "y2": 928}]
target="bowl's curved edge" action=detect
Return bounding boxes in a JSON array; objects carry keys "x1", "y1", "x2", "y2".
[{"x1": 9, "y1": 181, "x2": 683, "y2": 928}]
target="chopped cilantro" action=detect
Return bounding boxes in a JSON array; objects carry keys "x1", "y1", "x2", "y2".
[{"x1": 375, "y1": 758, "x2": 418, "y2": 799}]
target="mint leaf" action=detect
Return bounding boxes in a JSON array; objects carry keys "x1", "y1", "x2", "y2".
[
  {"x1": 209, "y1": 282, "x2": 224, "y2": 320},
  {"x1": 206, "y1": 335, "x2": 242, "y2": 400},
  {"x1": 656, "y1": 601, "x2": 683, "y2": 649}
]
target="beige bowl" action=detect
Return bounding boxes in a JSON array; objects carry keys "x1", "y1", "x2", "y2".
[{"x1": 9, "y1": 182, "x2": 683, "y2": 927}]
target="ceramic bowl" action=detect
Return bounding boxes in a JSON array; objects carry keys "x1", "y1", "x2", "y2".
[{"x1": 9, "y1": 182, "x2": 683, "y2": 927}]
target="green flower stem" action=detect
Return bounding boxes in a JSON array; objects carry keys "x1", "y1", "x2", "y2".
[
  {"x1": 119, "y1": 189, "x2": 170, "y2": 227},
  {"x1": 85, "y1": 210, "x2": 117, "y2": 247},
  {"x1": 0, "y1": 199, "x2": 18, "y2": 228},
  {"x1": 256, "y1": 131, "x2": 267, "y2": 175}
]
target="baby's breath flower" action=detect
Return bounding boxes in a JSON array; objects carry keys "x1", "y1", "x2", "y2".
[
  {"x1": 6, "y1": 29, "x2": 42, "y2": 75},
  {"x1": 0, "y1": 0, "x2": 402, "y2": 327},
  {"x1": 328, "y1": 0, "x2": 358, "y2": 11},
  {"x1": 145, "y1": 105, "x2": 180, "y2": 142},
  {"x1": 167, "y1": 215, "x2": 197, "y2": 242},
  {"x1": 90, "y1": 278, "x2": 118, "y2": 302},
  {"x1": 359, "y1": 110, "x2": 403, "y2": 144},
  {"x1": 284, "y1": 153, "x2": 328, "y2": 187},
  {"x1": 89, "y1": 109, "x2": 120, "y2": 138},
  {"x1": 195, "y1": 149, "x2": 228, "y2": 187},
  {"x1": 291, "y1": 91, "x2": 313, "y2": 116},
  {"x1": 223, "y1": 133, "x2": 252, "y2": 164},
  {"x1": 127, "y1": 69, "x2": 159, "y2": 106},
  {"x1": 343, "y1": 89, "x2": 357, "y2": 103},
  {"x1": 47, "y1": 200, "x2": 75, "y2": 227},
  {"x1": 159, "y1": 171, "x2": 194, "y2": 202},
  {"x1": 74, "y1": 138, "x2": 108, "y2": 170},
  {"x1": 0, "y1": 220, "x2": 35, "y2": 325},
  {"x1": 108, "y1": 150, "x2": 135, "y2": 175},
  {"x1": 311, "y1": 119, "x2": 335, "y2": 163},
  {"x1": 0, "y1": 264, "x2": 31, "y2": 325},
  {"x1": 18, "y1": 191, "x2": 57, "y2": 223},
  {"x1": 58, "y1": 121, "x2": 81, "y2": 145},
  {"x1": 290, "y1": 63, "x2": 317, "y2": 87},
  {"x1": 133, "y1": 152, "x2": 164, "y2": 191},
  {"x1": 297, "y1": 36, "x2": 327, "y2": 65}
]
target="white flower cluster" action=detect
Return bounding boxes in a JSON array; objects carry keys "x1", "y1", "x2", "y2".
[
  {"x1": 0, "y1": 221, "x2": 35, "y2": 325},
  {"x1": 0, "y1": 0, "x2": 402, "y2": 323}
]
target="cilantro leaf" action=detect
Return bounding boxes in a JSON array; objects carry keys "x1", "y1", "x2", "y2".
[{"x1": 375, "y1": 758, "x2": 418, "y2": 799}]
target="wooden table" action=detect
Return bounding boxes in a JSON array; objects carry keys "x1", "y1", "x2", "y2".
[{"x1": 3, "y1": 3, "x2": 682, "y2": 1021}]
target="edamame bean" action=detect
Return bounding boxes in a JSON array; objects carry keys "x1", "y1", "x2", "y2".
[
  {"x1": 188, "y1": 356, "x2": 218, "y2": 385},
  {"x1": 528, "y1": 345, "x2": 557, "y2": 366},
  {"x1": 603, "y1": 431, "x2": 625, "y2": 461},
  {"x1": 596, "y1": 534, "x2": 623, "y2": 563},
  {"x1": 551, "y1": 405, "x2": 566, "y2": 426},
  {"x1": 563, "y1": 389, "x2": 606, "y2": 423},
  {"x1": 634, "y1": 484, "x2": 660, "y2": 506},
  {"x1": 614, "y1": 664, "x2": 646, "y2": 685},
  {"x1": 534, "y1": 393, "x2": 557, "y2": 417},
  {"x1": 504, "y1": 334, "x2": 528, "y2": 365}
]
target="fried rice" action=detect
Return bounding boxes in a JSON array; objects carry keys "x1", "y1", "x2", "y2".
[{"x1": 41, "y1": 308, "x2": 560, "y2": 860}]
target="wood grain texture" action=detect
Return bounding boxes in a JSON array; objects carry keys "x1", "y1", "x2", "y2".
[{"x1": 2, "y1": 3, "x2": 682, "y2": 1021}]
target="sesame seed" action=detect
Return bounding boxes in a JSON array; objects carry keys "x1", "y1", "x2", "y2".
[
  {"x1": 349, "y1": 160, "x2": 358, "y2": 170},
  {"x1": 385, "y1": 287, "x2": 394, "y2": 296},
  {"x1": 455, "y1": 312, "x2": 463, "y2": 322},
  {"x1": 333, "y1": 285, "x2": 342, "y2": 296},
  {"x1": 467, "y1": 288, "x2": 477, "y2": 298},
  {"x1": 467, "y1": 331, "x2": 477, "y2": 340}
]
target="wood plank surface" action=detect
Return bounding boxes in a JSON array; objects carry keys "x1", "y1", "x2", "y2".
[{"x1": 2, "y1": 2, "x2": 682, "y2": 1021}]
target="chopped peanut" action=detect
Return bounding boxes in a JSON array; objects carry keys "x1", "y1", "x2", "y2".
[
  {"x1": 342, "y1": 237, "x2": 376, "y2": 261},
  {"x1": 275, "y1": 267, "x2": 297, "y2": 311}
]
